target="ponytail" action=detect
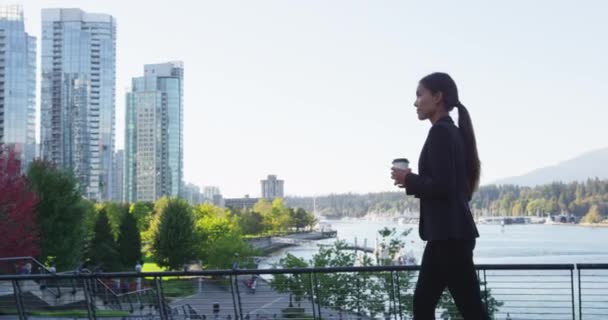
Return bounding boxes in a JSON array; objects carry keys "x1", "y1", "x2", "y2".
[
  {"x1": 456, "y1": 103, "x2": 481, "y2": 195},
  {"x1": 419, "y1": 72, "x2": 481, "y2": 197}
]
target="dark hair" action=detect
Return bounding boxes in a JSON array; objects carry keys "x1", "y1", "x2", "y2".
[{"x1": 419, "y1": 72, "x2": 481, "y2": 195}]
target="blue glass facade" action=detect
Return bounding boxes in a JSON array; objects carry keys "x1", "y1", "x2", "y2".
[
  {"x1": 124, "y1": 62, "x2": 183, "y2": 202},
  {"x1": 0, "y1": 5, "x2": 36, "y2": 168},
  {"x1": 41, "y1": 9, "x2": 116, "y2": 200}
]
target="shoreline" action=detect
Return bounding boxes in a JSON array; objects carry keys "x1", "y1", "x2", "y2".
[{"x1": 247, "y1": 231, "x2": 336, "y2": 256}]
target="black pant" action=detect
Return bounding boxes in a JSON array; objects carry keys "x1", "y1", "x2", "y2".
[{"x1": 413, "y1": 239, "x2": 488, "y2": 320}]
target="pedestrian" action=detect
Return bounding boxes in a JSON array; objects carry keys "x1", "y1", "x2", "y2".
[
  {"x1": 135, "y1": 261, "x2": 142, "y2": 291},
  {"x1": 391, "y1": 72, "x2": 487, "y2": 319}
]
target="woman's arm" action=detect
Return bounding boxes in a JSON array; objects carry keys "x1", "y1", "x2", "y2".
[{"x1": 404, "y1": 125, "x2": 455, "y2": 199}]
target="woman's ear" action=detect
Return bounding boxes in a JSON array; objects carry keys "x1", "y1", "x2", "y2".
[{"x1": 432, "y1": 91, "x2": 443, "y2": 106}]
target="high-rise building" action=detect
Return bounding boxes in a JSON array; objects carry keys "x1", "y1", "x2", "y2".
[
  {"x1": 203, "y1": 186, "x2": 223, "y2": 206},
  {"x1": 0, "y1": 5, "x2": 36, "y2": 168},
  {"x1": 125, "y1": 62, "x2": 183, "y2": 202},
  {"x1": 40, "y1": 8, "x2": 116, "y2": 201},
  {"x1": 182, "y1": 182, "x2": 202, "y2": 205},
  {"x1": 261, "y1": 174, "x2": 284, "y2": 199},
  {"x1": 112, "y1": 149, "x2": 123, "y2": 202},
  {"x1": 203, "y1": 186, "x2": 221, "y2": 201}
]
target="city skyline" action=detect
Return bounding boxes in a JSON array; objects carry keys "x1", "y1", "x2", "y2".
[
  {"x1": 40, "y1": 8, "x2": 116, "y2": 200},
  {"x1": 124, "y1": 62, "x2": 184, "y2": 202},
  {"x1": 0, "y1": 5, "x2": 36, "y2": 168},
  {"x1": 16, "y1": 1, "x2": 608, "y2": 197}
]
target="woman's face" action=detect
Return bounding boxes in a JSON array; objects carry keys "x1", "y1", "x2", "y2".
[{"x1": 414, "y1": 83, "x2": 442, "y2": 121}]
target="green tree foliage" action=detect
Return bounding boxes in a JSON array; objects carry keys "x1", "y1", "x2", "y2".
[
  {"x1": 151, "y1": 198, "x2": 197, "y2": 270},
  {"x1": 194, "y1": 203, "x2": 259, "y2": 269},
  {"x1": 88, "y1": 209, "x2": 121, "y2": 271},
  {"x1": 272, "y1": 228, "x2": 503, "y2": 319},
  {"x1": 118, "y1": 210, "x2": 142, "y2": 270},
  {"x1": 271, "y1": 229, "x2": 416, "y2": 318},
  {"x1": 130, "y1": 201, "x2": 153, "y2": 232},
  {"x1": 290, "y1": 208, "x2": 317, "y2": 232},
  {"x1": 286, "y1": 192, "x2": 420, "y2": 218},
  {"x1": 238, "y1": 210, "x2": 265, "y2": 235},
  {"x1": 98, "y1": 202, "x2": 126, "y2": 240},
  {"x1": 581, "y1": 205, "x2": 604, "y2": 224},
  {"x1": 472, "y1": 180, "x2": 608, "y2": 217},
  {"x1": 285, "y1": 180, "x2": 608, "y2": 219},
  {"x1": 143, "y1": 197, "x2": 172, "y2": 246},
  {"x1": 270, "y1": 254, "x2": 310, "y2": 303},
  {"x1": 27, "y1": 160, "x2": 93, "y2": 270}
]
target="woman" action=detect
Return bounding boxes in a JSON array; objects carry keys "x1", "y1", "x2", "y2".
[{"x1": 391, "y1": 72, "x2": 487, "y2": 319}]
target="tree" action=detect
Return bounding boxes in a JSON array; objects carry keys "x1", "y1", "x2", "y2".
[
  {"x1": 195, "y1": 203, "x2": 259, "y2": 269},
  {"x1": 100, "y1": 202, "x2": 126, "y2": 240},
  {"x1": 88, "y1": 209, "x2": 121, "y2": 271},
  {"x1": 28, "y1": 160, "x2": 92, "y2": 270},
  {"x1": 0, "y1": 148, "x2": 40, "y2": 258},
  {"x1": 271, "y1": 229, "x2": 416, "y2": 319},
  {"x1": 238, "y1": 210, "x2": 265, "y2": 235},
  {"x1": 151, "y1": 198, "x2": 197, "y2": 270},
  {"x1": 130, "y1": 201, "x2": 153, "y2": 232},
  {"x1": 203, "y1": 232, "x2": 259, "y2": 269},
  {"x1": 271, "y1": 228, "x2": 503, "y2": 319},
  {"x1": 118, "y1": 210, "x2": 142, "y2": 270},
  {"x1": 271, "y1": 254, "x2": 310, "y2": 303},
  {"x1": 581, "y1": 205, "x2": 603, "y2": 224},
  {"x1": 290, "y1": 208, "x2": 315, "y2": 232}
]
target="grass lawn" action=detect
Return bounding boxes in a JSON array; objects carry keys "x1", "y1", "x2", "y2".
[
  {"x1": 161, "y1": 279, "x2": 198, "y2": 297},
  {"x1": 139, "y1": 256, "x2": 198, "y2": 297}
]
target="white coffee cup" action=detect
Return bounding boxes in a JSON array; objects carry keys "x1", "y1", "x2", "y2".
[{"x1": 392, "y1": 158, "x2": 409, "y2": 170}]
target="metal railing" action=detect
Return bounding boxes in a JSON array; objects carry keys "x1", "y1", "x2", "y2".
[
  {"x1": 0, "y1": 256, "x2": 61, "y2": 299},
  {"x1": 0, "y1": 264, "x2": 607, "y2": 320}
]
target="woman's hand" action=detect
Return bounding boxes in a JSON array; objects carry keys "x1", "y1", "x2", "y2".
[{"x1": 391, "y1": 167, "x2": 411, "y2": 188}]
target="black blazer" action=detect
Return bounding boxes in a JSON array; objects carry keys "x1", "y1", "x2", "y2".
[{"x1": 404, "y1": 116, "x2": 479, "y2": 241}]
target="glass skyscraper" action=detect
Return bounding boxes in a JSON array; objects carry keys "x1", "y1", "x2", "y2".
[
  {"x1": 125, "y1": 62, "x2": 183, "y2": 202},
  {"x1": 41, "y1": 8, "x2": 116, "y2": 200},
  {"x1": 0, "y1": 5, "x2": 36, "y2": 168}
]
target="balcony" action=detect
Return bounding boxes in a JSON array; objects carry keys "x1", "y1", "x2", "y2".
[{"x1": 1, "y1": 263, "x2": 607, "y2": 319}]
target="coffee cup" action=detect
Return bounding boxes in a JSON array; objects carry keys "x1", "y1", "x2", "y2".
[{"x1": 392, "y1": 158, "x2": 409, "y2": 170}]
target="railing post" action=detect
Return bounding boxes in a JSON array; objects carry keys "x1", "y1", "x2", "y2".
[
  {"x1": 482, "y1": 269, "x2": 489, "y2": 316},
  {"x1": 82, "y1": 277, "x2": 97, "y2": 320},
  {"x1": 355, "y1": 271, "x2": 361, "y2": 319},
  {"x1": 313, "y1": 272, "x2": 322, "y2": 320},
  {"x1": 12, "y1": 280, "x2": 27, "y2": 320},
  {"x1": 234, "y1": 273, "x2": 245, "y2": 320},
  {"x1": 154, "y1": 276, "x2": 168, "y2": 320},
  {"x1": 567, "y1": 268, "x2": 574, "y2": 320},
  {"x1": 395, "y1": 271, "x2": 403, "y2": 320},
  {"x1": 389, "y1": 271, "x2": 397, "y2": 320},
  {"x1": 229, "y1": 274, "x2": 240, "y2": 320},
  {"x1": 577, "y1": 267, "x2": 582, "y2": 320},
  {"x1": 307, "y1": 272, "x2": 317, "y2": 320}
]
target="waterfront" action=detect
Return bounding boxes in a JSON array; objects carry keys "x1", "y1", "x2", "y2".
[{"x1": 260, "y1": 219, "x2": 608, "y2": 268}]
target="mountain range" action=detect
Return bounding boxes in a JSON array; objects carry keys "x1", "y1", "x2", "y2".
[{"x1": 490, "y1": 147, "x2": 608, "y2": 186}]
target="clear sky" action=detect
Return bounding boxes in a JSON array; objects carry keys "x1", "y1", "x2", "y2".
[{"x1": 20, "y1": 0, "x2": 608, "y2": 197}]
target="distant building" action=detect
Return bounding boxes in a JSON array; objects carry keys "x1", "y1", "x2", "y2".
[
  {"x1": 112, "y1": 150, "x2": 124, "y2": 202},
  {"x1": 182, "y1": 183, "x2": 202, "y2": 205},
  {"x1": 0, "y1": 5, "x2": 36, "y2": 169},
  {"x1": 224, "y1": 195, "x2": 259, "y2": 210},
  {"x1": 41, "y1": 8, "x2": 117, "y2": 200},
  {"x1": 203, "y1": 186, "x2": 221, "y2": 200},
  {"x1": 124, "y1": 61, "x2": 184, "y2": 202},
  {"x1": 261, "y1": 175, "x2": 284, "y2": 199},
  {"x1": 212, "y1": 194, "x2": 225, "y2": 207}
]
